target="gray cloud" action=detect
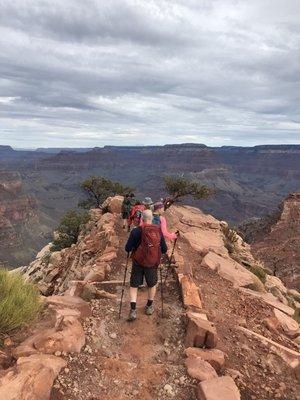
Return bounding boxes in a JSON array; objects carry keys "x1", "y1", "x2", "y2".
[{"x1": 0, "y1": 0, "x2": 299, "y2": 147}]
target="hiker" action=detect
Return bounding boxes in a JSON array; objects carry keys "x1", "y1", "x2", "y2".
[
  {"x1": 152, "y1": 202, "x2": 178, "y2": 241},
  {"x1": 121, "y1": 194, "x2": 132, "y2": 230},
  {"x1": 143, "y1": 197, "x2": 153, "y2": 210},
  {"x1": 128, "y1": 201, "x2": 145, "y2": 230},
  {"x1": 125, "y1": 209, "x2": 167, "y2": 321},
  {"x1": 129, "y1": 192, "x2": 136, "y2": 206}
]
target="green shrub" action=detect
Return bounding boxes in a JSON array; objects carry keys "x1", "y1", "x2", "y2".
[
  {"x1": 222, "y1": 226, "x2": 238, "y2": 254},
  {"x1": 244, "y1": 263, "x2": 267, "y2": 284},
  {"x1": 51, "y1": 210, "x2": 90, "y2": 251},
  {"x1": 293, "y1": 308, "x2": 300, "y2": 324},
  {"x1": 0, "y1": 269, "x2": 41, "y2": 334}
]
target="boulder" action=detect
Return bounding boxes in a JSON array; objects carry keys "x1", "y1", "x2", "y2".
[
  {"x1": 273, "y1": 308, "x2": 299, "y2": 338},
  {"x1": 99, "y1": 251, "x2": 117, "y2": 263},
  {"x1": 201, "y1": 252, "x2": 264, "y2": 291},
  {"x1": 84, "y1": 262, "x2": 108, "y2": 282},
  {"x1": 185, "y1": 355, "x2": 218, "y2": 381},
  {"x1": 0, "y1": 354, "x2": 66, "y2": 400},
  {"x1": 197, "y1": 376, "x2": 241, "y2": 400},
  {"x1": 185, "y1": 312, "x2": 218, "y2": 349},
  {"x1": 265, "y1": 275, "x2": 287, "y2": 295},
  {"x1": 45, "y1": 295, "x2": 91, "y2": 318},
  {"x1": 102, "y1": 195, "x2": 123, "y2": 214},
  {"x1": 179, "y1": 275, "x2": 202, "y2": 309},
  {"x1": 13, "y1": 310, "x2": 85, "y2": 358},
  {"x1": 185, "y1": 348, "x2": 225, "y2": 372}
]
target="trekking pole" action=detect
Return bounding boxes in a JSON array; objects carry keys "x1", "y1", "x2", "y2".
[
  {"x1": 118, "y1": 252, "x2": 130, "y2": 319},
  {"x1": 164, "y1": 232, "x2": 179, "y2": 285},
  {"x1": 160, "y1": 265, "x2": 164, "y2": 318}
]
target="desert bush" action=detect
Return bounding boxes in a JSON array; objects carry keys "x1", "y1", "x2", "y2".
[
  {"x1": 246, "y1": 263, "x2": 267, "y2": 284},
  {"x1": 0, "y1": 269, "x2": 41, "y2": 334},
  {"x1": 79, "y1": 176, "x2": 133, "y2": 209},
  {"x1": 51, "y1": 210, "x2": 90, "y2": 251},
  {"x1": 163, "y1": 175, "x2": 214, "y2": 209},
  {"x1": 222, "y1": 226, "x2": 238, "y2": 254}
]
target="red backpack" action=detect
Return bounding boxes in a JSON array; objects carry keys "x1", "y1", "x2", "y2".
[
  {"x1": 130, "y1": 204, "x2": 145, "y2": 226},
  {"x1": 133, "y1": 225, "x2": 162, "y2": 268}
]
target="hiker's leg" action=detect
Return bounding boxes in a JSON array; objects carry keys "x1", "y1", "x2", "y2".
[
  {"x1": 144, "y1": 268, "x2": 158, "y2": 315},
  {"x1": 129, "y1": 264, "x2": 143, "y2": 307},
  {"x1": 148, "y1": 285, "x2": 156, "y2": 301},
  {"x1": 129, "y1": 286, "x2": 138, "y2": 303}
]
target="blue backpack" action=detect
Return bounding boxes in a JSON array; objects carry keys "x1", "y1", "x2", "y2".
[{"x1": 152, "y1": 214, "x2": 161, "y2": 226}]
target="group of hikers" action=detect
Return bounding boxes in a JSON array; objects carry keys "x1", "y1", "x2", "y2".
[{"x1": 121, "y1": 194, "x2": 178, "y2": 322}]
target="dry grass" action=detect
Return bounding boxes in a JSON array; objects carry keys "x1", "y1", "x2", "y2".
[{"x1": 0, "y1": 268, "x2": 41, "y2": 334}]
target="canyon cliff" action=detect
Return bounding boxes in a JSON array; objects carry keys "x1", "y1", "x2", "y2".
[
  {"x1": 0, "y1": 171, "x2": 50, "y2": 267},
  {"x1": 239, "y1": 193, "x2": 300, "y2": 290}
]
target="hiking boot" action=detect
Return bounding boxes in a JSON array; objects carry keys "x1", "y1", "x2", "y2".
[
  {"x1": 127, "y1": 309, "x2": 137, "y2": 322},
  {"x1": 145, "y1": 304, "x2": 154, "y2": 316}
]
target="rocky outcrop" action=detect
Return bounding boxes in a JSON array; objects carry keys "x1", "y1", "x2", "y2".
[
  {"x1": 239, "y1": 193, "x2": 300, "y2": 289},
  {"x1": 21, "y1": 209, "x2": 119, "y2": 295},
  {"x1": 0, "y1": 354, "x2": 66, "y2": 400},
  {"x1": 0, "y1": 202, "x2": 122, "y2": 399}
]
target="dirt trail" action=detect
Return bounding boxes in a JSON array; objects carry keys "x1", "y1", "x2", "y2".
[{"x1": 50, "y1": 222, "x2": 197, "y2": 400}]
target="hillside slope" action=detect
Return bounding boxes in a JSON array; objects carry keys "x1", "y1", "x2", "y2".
[
  {"x1": 1, "y1": 197, "x2": 297, "y2": 400},
  {"x1": 239, "y1": 193, "x2": 300, "y2": 290}
]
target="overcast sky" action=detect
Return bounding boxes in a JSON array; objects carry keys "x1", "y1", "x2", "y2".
[{"x1": 0, "y1": 0, "x2": 299, "y2": 148}]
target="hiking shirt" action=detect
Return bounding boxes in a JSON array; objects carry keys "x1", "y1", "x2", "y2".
[
  {"x1": 125, "y1": 224, "x2": 168, "y2": 255},
  {"x1": 144, "y1": 214, "x2": 177, "y2": 241}
]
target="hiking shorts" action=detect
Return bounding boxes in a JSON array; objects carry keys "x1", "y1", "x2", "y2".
[{"x1": 130, "y1": 263, "x2": 158, "y2": 288}]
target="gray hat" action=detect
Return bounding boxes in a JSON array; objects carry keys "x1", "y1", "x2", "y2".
[{"x1": 143, "y1": 197, "x2": 153, "y2": 205}]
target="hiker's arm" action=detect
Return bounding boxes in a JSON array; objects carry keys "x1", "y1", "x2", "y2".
[
  {"x1": 160, "y1": 234, "x2": 168, "y2": 254},
  {"x1": 125, "y1": 228, "x2": 140, "y2": 253},
  {"x1": 160, "y1": 216, "x2": 177, "y2": 241}
]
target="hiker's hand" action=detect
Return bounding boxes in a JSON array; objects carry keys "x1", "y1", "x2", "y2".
[{"x1": 175, "y1": 230, "x2": 180, "y2": 238}]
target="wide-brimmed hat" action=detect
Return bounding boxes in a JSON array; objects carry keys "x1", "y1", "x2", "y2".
[
  {"x1": 143, "y1": 197, "x2": 153, "y2": 205},
  {"x1": 153, "y1": 202, "x2": 164, "y2": 211}
]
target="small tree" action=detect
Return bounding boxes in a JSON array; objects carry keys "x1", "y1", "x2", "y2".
[
  {"x1": 51, "y1": 210, "x2": 90, "y2": 251},
  {"x1": 79, "y1": 176, "x2": 131, "y2": 209},
  {"x1": 163, "y1": 176, "x2": 214, "y2": 209}
]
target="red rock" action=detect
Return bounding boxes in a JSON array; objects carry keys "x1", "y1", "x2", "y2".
[
  {"x1": 45, "y1": 295, "x2": 91, "y2": 318},
  {"x1": 201, "y1": 252, "x2": 264, "y2": 291},
  {"x1": 185, "y1": 355, "x2": 218, "y2": 381},
  {"x1": 0, "y1": 354, "x2": 66, "y2": 400},
  {"x1": 179, "y1": 275, "x2": 202, "y2": 309},
  {"x1": 197, "y1": 376, "x2": 241, "y2": 400},
  {"x1": 13, "y1": 311, "x2": 85, "y2": 358},
  {"x1": 99, "y1": 251, "x2": 117, "y2": 262},
  {"x1": 84, "y1": 262, "x2": 108, "y2": 282},
  {"x1": 185, "y1": 312, "x2": 218, "y2": 349},
  {"x1": 185, "y1": 347, "x2": 225, "y2": 372},
  {"x1": 273, "y1": 308, "x2": 299, "y2": 338},
  {"x1": 101, "y1": 195, "x2": 123, "y2": 214}
]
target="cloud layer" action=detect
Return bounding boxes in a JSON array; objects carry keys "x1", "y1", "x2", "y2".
[{"x1": 0, "y1": 0, "x2": 299, "y2": 147}]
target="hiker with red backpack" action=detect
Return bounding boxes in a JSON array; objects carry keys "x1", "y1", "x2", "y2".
[{"x1": 125, "y1": 209, "x2": 167, "y2": 321}]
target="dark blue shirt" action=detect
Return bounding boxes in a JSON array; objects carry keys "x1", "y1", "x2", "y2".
[{"x1": 125, "y1": 225, "x2": 167, "y2": 254}]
